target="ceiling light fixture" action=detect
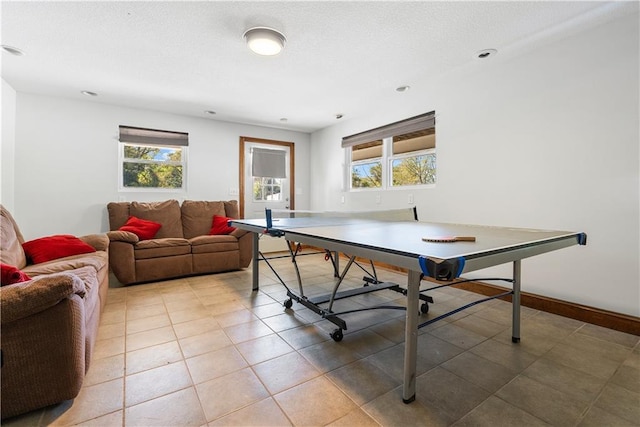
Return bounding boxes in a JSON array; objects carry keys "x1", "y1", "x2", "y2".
[
  {"x1": 475, "y1": 49, "x2": 497, "y2": 59},
  {"x1": 205, "y1": 110, "x2": 216, "y2": 116},
  {"x1": 1, "y1": 45, "x2": 25, "y2": 56},
  {"x1": 81, "y1": 91, "x2": 98, "y2": 97},
  {"x1": 243, "y1": 27, "x2": 286, "y2": 56},
  {"x1": 396, "y1": 85, "x2": 410, "y2": 92},
  {"x1": 336, "y1": 114, "x2": 343, "y2": 119}
]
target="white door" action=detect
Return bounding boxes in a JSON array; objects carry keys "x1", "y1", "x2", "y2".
[{"x1": 243, "y1": 141, "x2": 291, "y2": 253}]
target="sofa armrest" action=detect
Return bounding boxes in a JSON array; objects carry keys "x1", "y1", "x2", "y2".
[
  {"x1": 79, "y1": 233, "x2": 109, "y2": 252},
  {"x1": 107, "y1": 230, "x2": 139, "y2": 244},
  {"x1": 0, "y1": 273, "x2": 86, "y2": 324},
  {"x1": 230, "y1": 228, "x2": 249, "y2": 239}
]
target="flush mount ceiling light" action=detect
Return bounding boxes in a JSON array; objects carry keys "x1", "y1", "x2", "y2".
[
  {"x1": 475, "y1": 48, "x2": 497, "y2": 59},
  {"x1": 243, "y1": 27, "x2": 286, "y2": 56},
  {"x1": 204, "y1": 110, "x2": 216, "y2": 116},
  {"x1": 81, "y1": 91, "x2": 98, "y2": 97},
  {"x1": 396, "y1": 85, "x2": 410, "y2": 92},
  {"x1": 1, "y1": 45, "x2": 25, "y2": 56}
]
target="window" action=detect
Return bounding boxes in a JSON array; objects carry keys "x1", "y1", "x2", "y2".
[
  {"x1": 118, "y1": 126, "x2": 188, "y2": 191},
  {"x1": 390, "y1": 128, "x2": 436, "y2": 186},
  {"x1": 343, "y1": 112, "x2": 435, "y2": 190},
  {"x1": 351, "y1": 140, "x2": 383, "y2": 188},
  {"x1": 251, "y1": 147, "x2": 287, "y2": 202},
  {"x1": 253, "y1": 177, "x2": 283, "y2": 201}
]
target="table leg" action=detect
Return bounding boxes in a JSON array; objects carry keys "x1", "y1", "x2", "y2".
[
  {"x1": 403, "y1": 269, "x2": 421, "y2": 403},
  {"x1": 252, "y1": 232, "x2": 260, "y2": 291},
  {"x1": 512, "y1": 260, "x2": 521, "y2": 343}
]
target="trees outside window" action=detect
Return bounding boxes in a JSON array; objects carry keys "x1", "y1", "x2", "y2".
[
  {"x1": 120, "y1": 144, "x2": 186, "y2": 190},
  {"x1": 348, "y1": 126, "x2": 436, "y2": 190}
]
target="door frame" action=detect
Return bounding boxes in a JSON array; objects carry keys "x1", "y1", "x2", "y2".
[{"x1": 239, "y1": 136, "x2": 295, "y2": 218}]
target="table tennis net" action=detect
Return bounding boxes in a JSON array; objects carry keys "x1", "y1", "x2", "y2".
[{"x1": 269, "y1": 207, "x2": 418, "y2": 222}]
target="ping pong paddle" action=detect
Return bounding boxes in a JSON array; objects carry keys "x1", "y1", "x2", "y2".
[{"x1": 422, "y1": 236, "x2": 476, "y2": 243}]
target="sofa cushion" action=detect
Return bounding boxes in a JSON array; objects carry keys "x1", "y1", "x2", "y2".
[
  {"x1": 181, "y1": 200, "x2": 226, "y2": 239},
  {"x1": 130, "y1": 200, "x2": 183, "y2": 239},
  {"x1": 106, "y1": 201, "x2": 131, "y2": 230},
  {"x1": 119, "y1": 216, "x2": 162, "y2": 240},
  {"x1": 0, "y1": 205, "x2": 27, "y2": 269},
  {"x1": 22, "y1": 252, "x2": 108, "y2": 277},
  {"x1": 23, "y1": 235, "x2": 96, "y2": 264},
  {"x1": 190, "y1": 235, "x2": 239, "y2": 254},
  {"x1": 224, "y1": 200, "x2": 239, "y2": 219},
  {"x1": 210, "y1": 215, "x2": 236, "y2": 235},
  {"x1": 134, "y1": 238, "x2": 191, "y2": 260},
  {"x1": 1, "y1": 264, "x2": 31, "y2": 286}
]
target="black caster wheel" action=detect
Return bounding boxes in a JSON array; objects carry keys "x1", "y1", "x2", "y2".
[
  {"x1": 330, "y1": 329, "x2": 344, "y2": 342},
  {"x1": 420, "y1": 303, "x2": 429, "y2": 314},
  {"x1": 284, "y1": 298, "x2": 293, "y2": 309}
]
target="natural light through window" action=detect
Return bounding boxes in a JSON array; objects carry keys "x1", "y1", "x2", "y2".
[
  {"x1": 120, "y1": 143, "x2": 186, "y2": 190},
  {"x1": 344, "y1": 112, "x2": 436, "y2": 190},
  {"x1": 118, "y1": 125, "x2": 189, "y2": 192},
  {"x1": 253, "y1": 177, "x2": 283, "y2": 201},
  {"x1": 351, "y1": 140, "x2": 383, "y2": 188}
]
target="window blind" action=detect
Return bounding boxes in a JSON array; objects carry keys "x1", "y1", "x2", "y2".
[
  {"x1": 341, "y1": 111, "x2": 435, "y2": 148},
  {"x1": 252, "y1": 147, "x2": 287, "y2": 178},
  {"x1": 119, "y1": 126, "x2": 189, "y2": 147}
]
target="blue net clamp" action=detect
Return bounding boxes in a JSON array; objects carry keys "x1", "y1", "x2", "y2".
[{"x1": 264, "y1": 208, "x2": 284, "y2": 237}]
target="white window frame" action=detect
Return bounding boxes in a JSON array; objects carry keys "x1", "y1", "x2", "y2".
[
  {"x1": 388, "y1": 146, "x2": 436, "y2": 189},
  {"x1": 347, "y1": 138, "x2": 435, "y2": 191},
  {"x1": 252, "y1": 176, "x2": 285, "y2": 202},
  {"x1": 344, "y1": 112, "x2": 436, "y2": 192},
  {"x1": 349, "y1": 155, "x2": 384, "y2": 191},
  {"x1": 118, "y1": 142, "x2": 188, "y2": 192}
]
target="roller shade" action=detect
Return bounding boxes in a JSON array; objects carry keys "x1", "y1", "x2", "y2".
[
  {"x1": 351, "y1": 140, "x2": 383, "y2": 161},
  {"x1": 342, "y1": 111, "x2": 435, "y2": 148},
  {"x1": 392, "y1": 131, "x2": 436, "y2": 154},
  {"x1": 252, "y1": 147, "x2": 286, "y2": 178},
  {"x1": 119, "y1": 126, "x2": 189, "y2": 147}
]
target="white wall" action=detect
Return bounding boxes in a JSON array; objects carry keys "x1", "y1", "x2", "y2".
[
  {"x1": 11, "y1": 94, "x2": 310, "y2": 239},
  {"x1": 310, "y1": 13, "x2": 639, "y2": 316},
  {"x1": 1, "y1": 78, "x2": 17, "y2": 211}
]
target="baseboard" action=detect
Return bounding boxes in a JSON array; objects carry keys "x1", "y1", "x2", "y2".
[
  {"x1": 317, "y1": 250, "x2": 640, "y2": 336},
  {"x1": 447, "y1": 280, "x2": 640, "y2": 336}
]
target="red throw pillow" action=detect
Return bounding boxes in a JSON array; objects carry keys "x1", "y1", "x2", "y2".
[
  {"x1": 210, "y1": 215, "x2": 236, "y2": 235},
  {"x1": 22, "y1": 235, "x2": 96, "y2": 264},
  {"x1": 0, "y1": 263, "x2": 31, "y2": 286},
  {"x1": 119, "y1": 216, "x2": 162, "y2": 240}
]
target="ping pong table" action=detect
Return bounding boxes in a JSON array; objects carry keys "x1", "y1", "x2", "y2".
[{"x1": 230, "y1": 210, "x2": 587, "y2": 403}]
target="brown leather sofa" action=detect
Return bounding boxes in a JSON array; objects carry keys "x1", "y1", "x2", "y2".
[
  {"x1": 0, "y1": 205, "x2": 109, "y2": 419},
  {"x1": 106, "y1": 199, "x2": 252, "y2": 285}
]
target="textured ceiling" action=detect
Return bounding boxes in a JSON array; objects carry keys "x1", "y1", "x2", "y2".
[{"x1": 1, "y1": 1, "x2": 633, "y2": 133}]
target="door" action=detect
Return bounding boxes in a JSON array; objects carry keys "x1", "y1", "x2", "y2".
[{"x1": 239, "y1": 137, "x2": 295, "y2": 253}]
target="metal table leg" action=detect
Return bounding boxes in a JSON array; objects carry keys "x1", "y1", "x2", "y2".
[
  {"x1": 252, "y1": 232, "x2": 260, "y2": 291},
  {"x1": 512, "y1": 260, "x2": 521, "y2": 343},
  {"x1": 403, "y1": 269, "x2": 421, "y2": 403}
]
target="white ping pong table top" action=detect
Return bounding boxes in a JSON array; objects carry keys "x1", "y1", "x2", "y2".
[{"x1": 231, "y1": 215, "x2": 584, "y2": 267}]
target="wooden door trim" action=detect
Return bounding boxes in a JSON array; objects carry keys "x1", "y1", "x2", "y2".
[{"x1": 239, "y1": 136, "x2": 295, "y2": 219}]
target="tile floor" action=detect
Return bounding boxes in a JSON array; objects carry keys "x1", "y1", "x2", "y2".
[{"x1": 4, "y1": 253, "x2": 639, "y2": 426}]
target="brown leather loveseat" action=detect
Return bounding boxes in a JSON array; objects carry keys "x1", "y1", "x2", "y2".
[{"x1": 106, "y1": 199, "x2": 252, "y2": 285}]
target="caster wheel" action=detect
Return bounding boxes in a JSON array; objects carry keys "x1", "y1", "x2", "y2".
[
  {"x1": 420, "y1": 303, "x2": 429, "y2": 314},
  {"x1": 330, "y1": 329, "x2": 344, "y2": 342},
  {"x1": 284, "y1": 298, "x2": 293, "y2": 309}
]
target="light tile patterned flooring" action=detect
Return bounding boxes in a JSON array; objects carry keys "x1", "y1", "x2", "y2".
[{"x1": 5, "y1": 253, "x2": 640, "y2": 426}]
